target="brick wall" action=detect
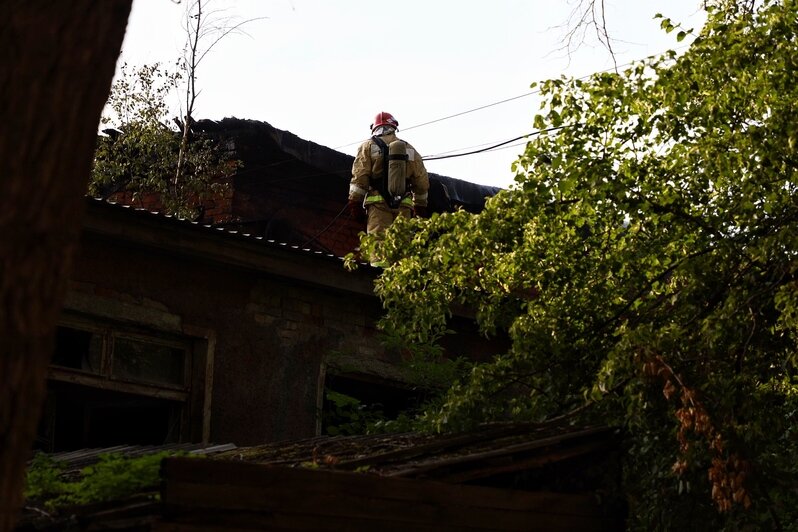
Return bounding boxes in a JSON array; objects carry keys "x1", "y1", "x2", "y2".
[{"x1": 64, "y1": 229, "x2": 404, "y2": 446}]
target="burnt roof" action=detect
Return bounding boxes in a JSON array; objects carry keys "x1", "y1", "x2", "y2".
[{"x1": 196, "y1": 117, "x2": 502, "y2": 212}]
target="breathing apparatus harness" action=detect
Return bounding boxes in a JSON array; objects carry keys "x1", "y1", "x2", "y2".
[{"x1": 370, "y1": 135, "x2": 409, "y2": 209}]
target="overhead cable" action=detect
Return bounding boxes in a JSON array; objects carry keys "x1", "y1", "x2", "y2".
[
  {"x1": 332, "y1": 47, "x2": 688, "y2": 151},
  {"x1": 232, "y1": 124, "x2": 565, "y2": 186},
  {"x1": 423, "y1": 126, "x2": 565, "y2": 161},
  {"x1": 331, "y1": 89, "x2": 544, "y2": 151},
  {"x1": 231, "y1": 47, "x2": 691, "y2": 180},
  {"x1": 401, "y1": 91, "x2": 540, "y2": 133}
]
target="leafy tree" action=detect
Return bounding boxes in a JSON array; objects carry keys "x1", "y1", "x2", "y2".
[
  {"x1": 90, "y1": 62, "x2": 232, "y2": 219},
  {"x1": 362, "y1": 0, "x2": 798, "y2": 527}
]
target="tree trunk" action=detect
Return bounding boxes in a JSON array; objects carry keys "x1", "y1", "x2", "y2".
[{"x1": 0, "y1": 2, "x2": 131, "y2": 530}]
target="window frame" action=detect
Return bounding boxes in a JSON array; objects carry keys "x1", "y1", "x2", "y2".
[
  {"x1": 46, "y1": 307, "x2": 215, "y2": 446},
  {"x1": 49, "y1": 315, "x2": 192, "y2": 399}
]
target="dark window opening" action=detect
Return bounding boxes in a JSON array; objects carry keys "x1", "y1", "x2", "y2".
[
  {"x1": 52, "y1": 325, "x2": 188, "y2": 388},
  {"x1": 322, "y1": 374, "x2": 420, "y2": 436},
  {"x1": 35, "y1": 382, "x2": 182, "y2": 452},
  {"x1": 42, "y1": 320, "x2": 199, "y2": 452},
  {"x1": 51, "y1": 326, "x2": 103, "y2": 372}
]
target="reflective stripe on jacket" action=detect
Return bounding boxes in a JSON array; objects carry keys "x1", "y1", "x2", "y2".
[{"x1": 364, "y1": 194, "x2": 413, "y2": 207}]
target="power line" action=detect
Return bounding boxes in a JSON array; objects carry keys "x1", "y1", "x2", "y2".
[
  {"x1": 231, "y1": 125, "x2": 562, "y2": 187},
  {"x1": 401, "y1": 91, "x2": 540, "y2": 133},
  {"x1": 332, "y1": 48, "x2": 685, "y2": 151},
  {"x1": 422, "y1": 133, "x2": 533, "y2": 157},
  {"x1": 298, "y1": 125, "x2": 571, "y2": 249},
  {"x1": 231, "y1": 48, "x2": 690, "y2": 182},
  {"x1": 331, "y1": 89, "x2": 543, "y2": 151},
  {"x1": 423, "y1": 126, "x2": 565, "y2": 161},
  {"x1": 221, "y1": 49, "x2": 692, "y2": 248}
]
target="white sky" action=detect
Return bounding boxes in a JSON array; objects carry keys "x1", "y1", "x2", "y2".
[{"x1": 117, "y1": 0, "x2": 706, "y2": 188}]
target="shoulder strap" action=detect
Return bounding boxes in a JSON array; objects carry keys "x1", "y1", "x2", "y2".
[
  {"x1": 371, "y1": 135, "x2": 389, "y2": 178},
  {"x1": 370, "y1": 136, "x2": 397, "y2": 208}
]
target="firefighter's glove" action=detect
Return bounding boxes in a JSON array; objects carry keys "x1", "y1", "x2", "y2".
[
  {"x1": 414, "y1": 206, "x2": 428, "y2": 219},
  {"x1": 348, "y1": 199, "x2": 366, "y2": 223}
]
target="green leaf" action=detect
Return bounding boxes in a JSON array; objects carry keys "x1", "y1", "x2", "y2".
[{"x1": 368, "y1": 1, "x2": 798, "y2": 527}]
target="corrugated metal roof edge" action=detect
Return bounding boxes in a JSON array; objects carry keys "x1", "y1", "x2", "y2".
[{"x1": 85, "y1": 196, "x2": 372, "y2": 267}]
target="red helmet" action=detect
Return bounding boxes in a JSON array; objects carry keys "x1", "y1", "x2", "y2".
[{"x1": 370, "y1": 111, "x2": 398, "y2": 132}]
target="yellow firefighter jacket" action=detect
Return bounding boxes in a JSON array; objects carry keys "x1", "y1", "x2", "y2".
[{"x1": 349, "y1": 132, "x2": 430, "y2": 209}]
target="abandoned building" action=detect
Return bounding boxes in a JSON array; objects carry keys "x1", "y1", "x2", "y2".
[
  {"x1": 22, "y1": 119, "x2": 630, "y2": 532},
  {"x1": 38, "y1": 118, "x2": 504, "y2": 452}
]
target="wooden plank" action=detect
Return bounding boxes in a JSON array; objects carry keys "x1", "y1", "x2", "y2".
[
  {"x1": 405, "y1": 440, "x2": 616, "y2": 483},
  {"x1": 336, "y1": 424, "x2": 605, "y2": 471},
  {"x1": 166, "y1": 482, "x2": 603, "y2": 531},
  {"x1": 162, "y1": 459, "x2": 622, "y2": 531},
  {"x1": 47, "y1": 367, "x2": 189, "y2": 401},
  {"x1": 381, "y1": 427, "x2": 613, "y2": 478},
  {"x1": 156, "y1": 508, "x2": 468, "y2": 532},
  {"x1": 163, "y1": 458, "x2": 601, "y2": 513}
]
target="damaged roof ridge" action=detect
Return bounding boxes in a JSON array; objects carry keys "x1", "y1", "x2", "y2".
[{"x1": 197, "y1": 117, "x2": 504, "y2": 205}]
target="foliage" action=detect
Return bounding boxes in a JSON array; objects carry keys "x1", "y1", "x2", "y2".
[
  {"x1": 321, "y1": 389, "x2": 387, "y2": 436},
  {"x1": 363, "y1": 0, "x2": 798, "y2": 528},
  {"x1": 381, "y1": 331, "x2": 472, "y2": 392},
  {"x1": 24, "y1": 451, "x2": 188, "y2": 511},
  {"x1": 322, "y1": 343, "x2": 470, "y2": 436},
  {"x1": 90, "y1": 62, "x2": 234, "y2": 219},
  {"x1": 24, "y1": 454, "x2": 65, "y2": 505}
]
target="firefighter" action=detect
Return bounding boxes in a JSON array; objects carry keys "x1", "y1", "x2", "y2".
[{"x1": 347, "y1": 112, "x2": 430, "y2": 256}]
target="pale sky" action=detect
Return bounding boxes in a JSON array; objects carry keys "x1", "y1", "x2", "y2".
[{"x1": 117, "y1": 0, "x2": 707, "y2": 188}]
